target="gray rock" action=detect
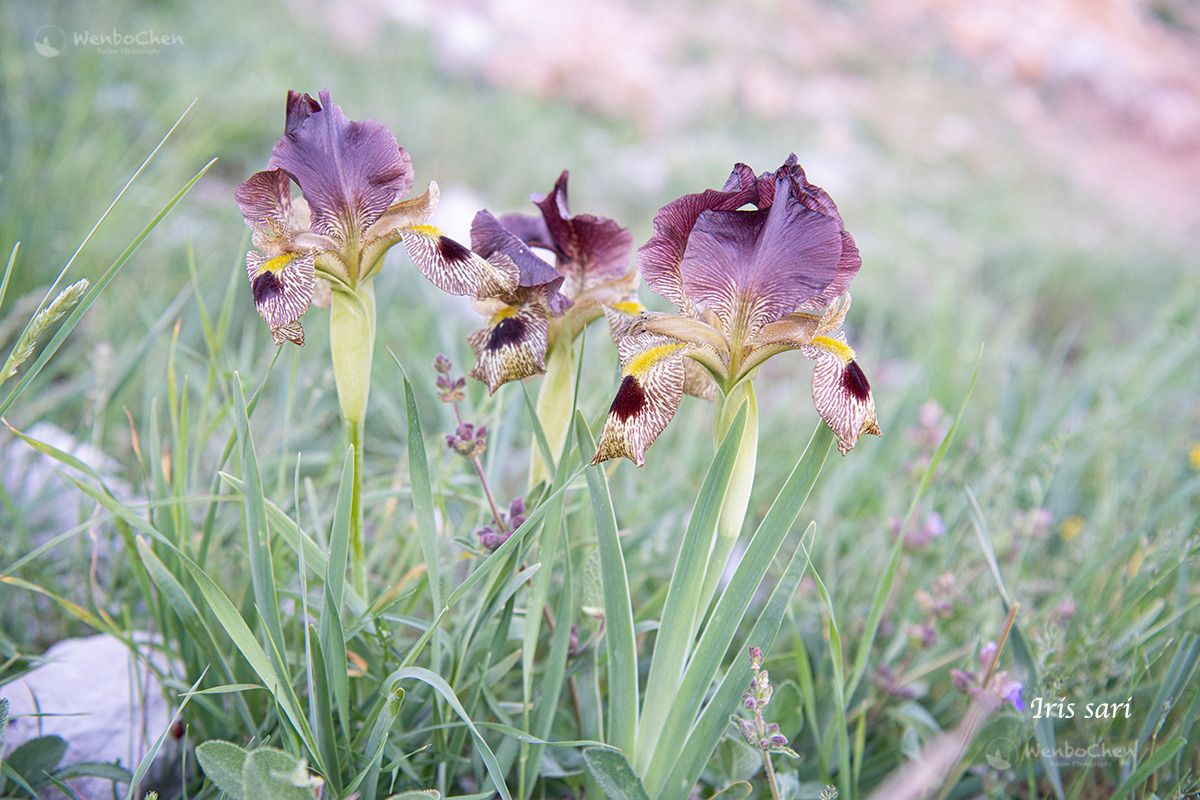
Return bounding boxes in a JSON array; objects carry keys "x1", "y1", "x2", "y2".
[{"x1": 2, "y1": 633, "x2": 174, "y2": 799}]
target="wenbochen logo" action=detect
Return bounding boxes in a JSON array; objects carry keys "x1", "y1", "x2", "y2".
[
  {"x1": 984, "y1": 737, "x2": 1015, "y2": 771},
  {"x1": 33, "y1": 25, "x2": 66, "y2": 57}
]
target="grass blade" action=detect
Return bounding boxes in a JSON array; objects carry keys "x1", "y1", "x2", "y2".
[
  {"x1": 576, "y1": 411, "x2": 640, "y2": 755},
  {"x1": 0, "y1": 148, "x2": 215, "y2": 417},
  {"x1": 382, "y1": 666, "x2": 514, "y2": 800},
  {"x1": 644, "y1": 422, "x2": 833, "y2": 798},
  {"x1": 635, "y1": 404, "x2": 747, "y2": 772}
]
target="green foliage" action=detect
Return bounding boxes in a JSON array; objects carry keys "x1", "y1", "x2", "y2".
[{"x1": 1, "y1": 9, "x2": 1198, "y2": 800}]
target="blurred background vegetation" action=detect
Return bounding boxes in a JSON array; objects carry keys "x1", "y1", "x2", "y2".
[{"x1": 1, "y1": 0, "x2": 1198, "y2": 796}]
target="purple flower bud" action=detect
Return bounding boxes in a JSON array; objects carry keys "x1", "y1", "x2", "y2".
[
  {"x1": 434, "y1": 354, "x2": 453, "y2": 374},
  {"x1": 768, "y1": 734, "x2": 789, "y2": 748},
  {"x1": 979, "y1": 641, "x2": 998, "y2": 670},
  {"x1": 738, "y1": 718, "x2": 757, "y2": 745},
  {"x1": 749, "y1": 646, "x2": 764, "y2": 669},
  {"x1": 951, "y1": 668, "x2": 974, "y2": 690}
]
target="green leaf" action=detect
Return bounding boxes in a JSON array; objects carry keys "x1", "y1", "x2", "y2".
[
  {"x1": 348, "y1": 686, "x2": 404, "y2": 800},
  {"x1": 382, "y1": 666, "x2": 513, "y2": 800},
  {"x1": 1108, "y1": 737, "x2": 1187, "y2": 800},
  {"x1": 385, "y1": 792, "x2": 441, "y2": 800},
  {"x1": 242, "y1": 747, "x2": 319, "y2": 800},
  {"x1": 716, "y1": 738, "x2": 762, "y2": 784},
  {"x1": 636, "y1": 405, "x2": 747, "y2": 770},
  {"x1": 52, "y1": 762, "x2": 135, "y2": 784},
  {"x1": 576, "y1": 413, "x2": 639, "y2": 755},
  {"x1": 1137, "y1": 633, "x2": 1199, "y2": 749},
  {"x1": 644, "y1": 425, "x2": 832, "y2": 798},
  {"x1": 320, "y1": 448, "x2": 355, "y2": 752},
  {"x1": 196, "y1": 740, "x2": 248, "y2": 799},
  {"x1": 0, "y1": 106, "x2": 212, "y2": 418},
  {"x1": 231, "y1": 373, "x2": 286, "y2": 672},
  {"x1": 710, "y1": 781, "x2": 753, "y2": 800},
  {"x1": 583, "y1": 748, "x2": 652, "y2": 800},
  {"x1": 4, "y1": 735, "x2": 67, "y2": 790},
  {"x1": 651, "y1": 524, "x2": 816, "y2": 800}
]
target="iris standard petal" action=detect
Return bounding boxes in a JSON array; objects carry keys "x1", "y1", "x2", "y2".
[
  {"x1": 592, "y1": 331, "x2": 691, "y2": 466},
  {"x1": 470, "y1": 210, "x2": 570, "y2": 312},
  {"x1": 402, "y1": 225, "x2": 519, "y2": 299},
  {"x1": 677, "y1": 172, "x2": 845, "y2": 339},
  {"x1": 637, "y1": 162, "x2": 758, "y2": 311},
  {"x1": 246, "y1": 250, "x2": 315, "y2": 346},
  {"x1": 468, "y1": 298, "x2": 550, "y2": 393},
  {"x1": 531, "y1": 171, "x2": 634, "y2": 298},
  {"x1": 269, "y1": 89, "x2": 413, "y2": 245}
]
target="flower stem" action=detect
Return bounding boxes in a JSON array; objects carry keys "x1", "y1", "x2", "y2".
[
  {"x1": 530, "y1": 321, "x2": 576, "y2": 487},
  {"x1": 330, "y1": 279, "x2": 376, "y2": 597},
  {"x1": 697, "y1": 380, "x2": 759, "y2": 621},
  {"x1": 760, "y1": 743, "x2": 782, "y2": 800}
]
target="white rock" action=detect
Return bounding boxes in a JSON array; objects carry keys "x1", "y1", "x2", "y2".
[{"x1": 2, "y1": 633, "x2": 173, "y2": 799}]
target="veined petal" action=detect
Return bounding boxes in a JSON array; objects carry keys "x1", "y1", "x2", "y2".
[
  {"x1": 246, "y1": 250, "x2": 315, "y2": 347},
  {"x1": 638, "y1": 163, "x2": 758, "y2": 312},
  {"x1": 805, "y1": 332, "x2": 881, "y2": 455},
  {"x1": 359, "y1": 181, "x2": 441, "y2": 276},
  {"x1": 532, "y1": 171, "x2": 633, "y2": 298},
  {"x1": 235, "y1": 169, "x2": 299, "y2": 239},
  {"x1": 269, "y1": 89, "x2": 413, "y2": 244},
  {"x1": 747, "y1": 310, "x2": 824, "y2": 349},
  {"x1": 468, "y1": 298, "x2": 549, "y2": 393},
  {"x1": 592, "y1": 332, "x2": 691, "y2": 466},
  {"x1": 471, "y1": 210, "x2": 570, "y2": 312},
  {"x1": 402, "y1": 224, "x2": 518, "y2": 298},
  {"x1": 678, "y1": 171, "x2": 843, "y2": 339},
  {"x1": 271, "y1": 321, "x2": 305, "y2": 347}
]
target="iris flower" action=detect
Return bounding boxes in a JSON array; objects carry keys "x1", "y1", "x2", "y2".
[
  {"x1": 593, "y1": 155, "x2": 880, "y2": 465},
  {"x1": 235, "y1": 89, "x2": 516, "y2": 346},
  {"x1": 463, "y1": 171, "x2": 635, "y2": 392}
]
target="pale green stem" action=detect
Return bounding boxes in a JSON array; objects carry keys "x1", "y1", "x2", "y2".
[
  {"x1": 330, "y1": 278, "x2": 376, "y2": 597},
  {"x1": 530, "y1": 324, "x2": 576, "y2": 488},
  {"x1": 696, "y1": 379, "x2": 759, "y2": 623}
]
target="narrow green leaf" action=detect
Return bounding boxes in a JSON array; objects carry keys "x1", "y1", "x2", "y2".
[
  {"x1": 1108, "y1": 737, "x2": 1186, "y2": 800},
  {"x1": 0, "y1": 144, "x2": 214, "y2": 417},
  {"x1": 306, "y1": 627, "x2": 340, "y2": 795},
  {"x1": 651, "y1": 524, "x2": 816, "y2": 800},
  {"x1": 646, "y1": 424, "x2": 833, "y2": 797},
  {"x1": 583, "y1": 748, "x2": 652, "y2": 800},
  {"x1": 349, "y1": 686, "x2": 404, "y2": 800},
  {"x1": 321, "y1": 449, "x2": 354, "y2": 743},
  {"x1": 135, "y1": 538, "x2": 235, "y2": 686},
  {"x1": 122, "y1": 666, "x2": 208, "y2": 800},
  {"x1": 174, "y1": 548, "x2": 314, "y2": 753},
  {"x1": 231, "y1": 373, "x2": 286, "y2": 670},
  {"x1": 637, "y1": 405, "x2": 747, "y2": 771},
  {"x1": 0, "y1": 243, "x2": 17, "y2": 317},
  {"x1": 382, "y1": 666, "x2": 513, "y2": 800},
  {"x1": 576, "y1": 412, "x2": 640, "y2": 755},
  {"x1": 1137, "y1": 633, "x2": 1199, "y2": 749}
]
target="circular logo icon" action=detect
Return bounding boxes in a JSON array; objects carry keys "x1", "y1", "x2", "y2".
[
  {"x1": 984, "y1": 737, "x2": 1016, "y2": 770},
  {"x1": 33, "y1": 25, "x2": 66, "y2": 57}
]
